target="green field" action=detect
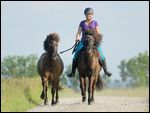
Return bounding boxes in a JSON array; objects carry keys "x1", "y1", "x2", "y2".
[
  {"x1": 1, "y1": 77, "x2": 79, "y2": 112},
  {"x1": 1, "y1": 77, "x2": 42, "y2": 112},
  {"x1": 1, "y1": 77, "x2": 149, "y2": 112}
]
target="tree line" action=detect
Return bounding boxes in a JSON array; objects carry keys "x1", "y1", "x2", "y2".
[
  {"x1": 118, "y1": 51, "x2": 149, "y2": 87},
  {"x1": 1, "y1": 51, "x2": 149, "y2": 88},
  {"x1": 1, "y1": 54, "x2": 38, "y2": 78}
]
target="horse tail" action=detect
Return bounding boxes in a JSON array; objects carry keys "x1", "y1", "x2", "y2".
[
  {"x1": 96, "y1": 74, "x2": 103, "y2": 91},
  {"x1": 48, "y1": 80, "x2": 64, "y2": 91},
  {"x1": 58, "y1": 85, "x2": 64, "y2": 91}
]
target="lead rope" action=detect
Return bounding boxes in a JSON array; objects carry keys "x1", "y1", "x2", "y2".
[{"x1": 58, "y1": 42, "x2": 79, "y2": 54}]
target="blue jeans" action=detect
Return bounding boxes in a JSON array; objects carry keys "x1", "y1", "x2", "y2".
[{"x1": 73, "y1": 41, "x2": 105, "y2": 61}]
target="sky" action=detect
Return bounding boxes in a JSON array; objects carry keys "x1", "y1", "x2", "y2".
[{"x1": 1, "y1": 1, "x2": 149, "y2": 81}]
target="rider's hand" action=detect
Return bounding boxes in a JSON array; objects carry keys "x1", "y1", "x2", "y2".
[
  {"x1": 75, "y1": 38, "x2": 80, "y2": 42},
  {"x1": 75, "y1": 35, "x2": 80, "y2": 42}
]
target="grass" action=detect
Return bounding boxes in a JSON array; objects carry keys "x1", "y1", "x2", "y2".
[
  {"x1": 1, "y1": 77, "x2": 149, "y2": 112},
  {"x1": 96, "y1": 87, "x2": 149, "y2": 97},
  {"x1": 1, "y1": 77, "x2": 42, "y2": 112},
  {"x1": 1, "y1": 77, "x2": 80, "y2": 112}
]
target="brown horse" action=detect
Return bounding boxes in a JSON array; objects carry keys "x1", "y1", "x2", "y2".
[
  {"x1": 77, "y1": 29, "x2": 103, "y2": 105},
  {"x1": 37, "y1": 33, "x2": 64, "y2": 105}
]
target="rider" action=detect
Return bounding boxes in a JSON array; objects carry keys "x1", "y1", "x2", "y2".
[{"x1": 67, "y1": 7, "x2": 112, "y2": 78}]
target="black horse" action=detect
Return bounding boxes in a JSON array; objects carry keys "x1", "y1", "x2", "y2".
[{"x1": 37, "y1": 33, "x2": 64, "y2": 105}]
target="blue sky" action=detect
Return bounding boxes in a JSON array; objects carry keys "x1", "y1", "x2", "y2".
[{"x1": 1, "y1": 1, "x2": 149, "y2": 80}]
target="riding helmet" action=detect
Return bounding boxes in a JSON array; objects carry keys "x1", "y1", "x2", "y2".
[{"x1": 84, "y1": 7, "x2": 94, "y2": 15}]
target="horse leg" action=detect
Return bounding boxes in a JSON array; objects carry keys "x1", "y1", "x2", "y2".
[
  {"x1": 40, "y1": 77, "x2": 48, "y2": 105},
  {"x1": 91, "y1": 78, "x2": 96, "y2": 103},
  {"x1": 84, "y1": 77, "x2": 86, "y2": 101},
  {"x1": 44, "y1": 85, "x2": 48, "y2": 105},
  {"x1": 88, "y1": 76, "x2": 94, "y2": 105},
  {"x1": 80, "y1": 77, "x2": 86, "y2": 102},
  {"x1": 40, "y1": 77, "x2": 45, "y2": 99},
  {"x1": 51, "y1": 81, "x2": 56, "y2": 105},
  {"x1": 88, "y1": 77, "x2": 91, "y2": 105},
  {"x1": 55, "y1": 79, "x2": 59, "y2": 104}
]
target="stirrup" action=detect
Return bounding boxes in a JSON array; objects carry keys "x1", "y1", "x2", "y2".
[
  {"x1": 67, "y1": 73, "x2": 75, "y2": 78},
  {"x1": 106, "y1": 71, "x2": 112, "y2": 77}
]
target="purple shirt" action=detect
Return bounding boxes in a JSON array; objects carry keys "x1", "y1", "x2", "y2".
[{"x1": 79, "y1": 20, "x2": 99, "y2": 40}]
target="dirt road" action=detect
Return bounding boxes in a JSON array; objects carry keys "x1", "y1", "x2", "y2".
[{"x1": 27, "y1": 96, "x2": 149, "y2": 112}]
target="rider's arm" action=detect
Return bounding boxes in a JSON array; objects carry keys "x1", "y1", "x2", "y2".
[
  {"x1": 76, "y1": 26, "x2": 82, "y2": 42},
  {"x1": 95, "y1": 26, "x2": 101, "y2": 34}
]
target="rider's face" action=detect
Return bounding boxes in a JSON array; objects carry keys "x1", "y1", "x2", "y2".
[{"x1": 85, "y1": 13, "x2": 93, "y2": 20}]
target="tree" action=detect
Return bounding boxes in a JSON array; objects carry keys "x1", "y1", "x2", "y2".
[
  {"x1": 118, "y1": 51, "x2": 149, "y2": 87},
  {"x1": 1, "y1": 54, "x2": 38, "y2": 78},
  {"x1": 63, "y1": 64, "x2": 80, "y2": 91},
  {"x1": 60, "y1": 73, "x2": 68, "y2": 87}
]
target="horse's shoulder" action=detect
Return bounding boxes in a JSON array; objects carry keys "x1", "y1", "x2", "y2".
[
  {"x1": 93, "y1": 47, "x2": 99, "y2": 57},
  {"x1": 38, "y1": 52, "x2": 50, "y2": 65},
  {"x1": 56, "y1": 54, "x2": 63, "y2": 63}
]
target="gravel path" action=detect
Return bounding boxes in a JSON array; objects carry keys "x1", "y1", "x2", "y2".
[{"x1": 27, "y1": 96, "x2": 149, "y2": 112}]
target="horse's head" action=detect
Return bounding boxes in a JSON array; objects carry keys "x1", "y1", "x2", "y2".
[
  {"x1": 84, "y1": 35, "x2": 95, "y2": 52},
  {"x1": 44, "y1": 33, "x2": 60, "y2": 59},
  {"x1": 84, "y1": 29, "x2": 102, "y2": 46}
]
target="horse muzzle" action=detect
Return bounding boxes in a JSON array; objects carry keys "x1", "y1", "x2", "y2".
[{"x1": 52, "y1": 53, "x2": 57, "y2": 60}]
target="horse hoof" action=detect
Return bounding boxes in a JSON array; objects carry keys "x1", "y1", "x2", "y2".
[
  {"x1": 91, "y1": 98, "x2": 95, "y2": 102},
  {"x1": 40, "y1": 94, "x2": 45, "y2": 100},
  {"x1": 56, "y1": 100, "x2": 59, "y2": 104},
  {"x1": 44, "y1": 101, "x2": 49, "y2": 105},
  {"x1": 88, "y1": 101, "x2": 94, "y2": 105},
  {"x1": 82, "y1": 97, "x2": 86, "y2": 102},
  {"x1": 44, "y1": 99, "x2": 48, "y2": 105},
  {"x1": 51, "y1": 101, "x2": 57, "y2": 105},
  {"x1": 88, "y1": 98, "x2": 94, "y2": 105},
  {"x1": 82, "y1": 99, "x2": 86, "y2": 102},
  {"x1": 88, "y1": 102, "x2": 91, "y2": 105}
]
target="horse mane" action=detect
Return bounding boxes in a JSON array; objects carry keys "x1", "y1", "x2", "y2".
[
  {"x1": 84, "y1": 29, "x2": 102, "y2": 46},
  {"x1": 44, "y1": 33, "x2": 60, "y2": 52}
]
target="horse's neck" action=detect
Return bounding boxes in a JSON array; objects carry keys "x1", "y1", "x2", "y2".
[
  {"x1": 44, "y1": 52, "x2": 54, "y2": 62},
  {"x1": 83, "y1": 48, "x2": 99, "y2": 61}
]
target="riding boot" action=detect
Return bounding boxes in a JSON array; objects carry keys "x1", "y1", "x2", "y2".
[
  {"x1": 67, "y1": 59, "x2": 77, "y2": 78},
  {"x1": 99, "y1": 58, "x2": 112, "y2": 77}
]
